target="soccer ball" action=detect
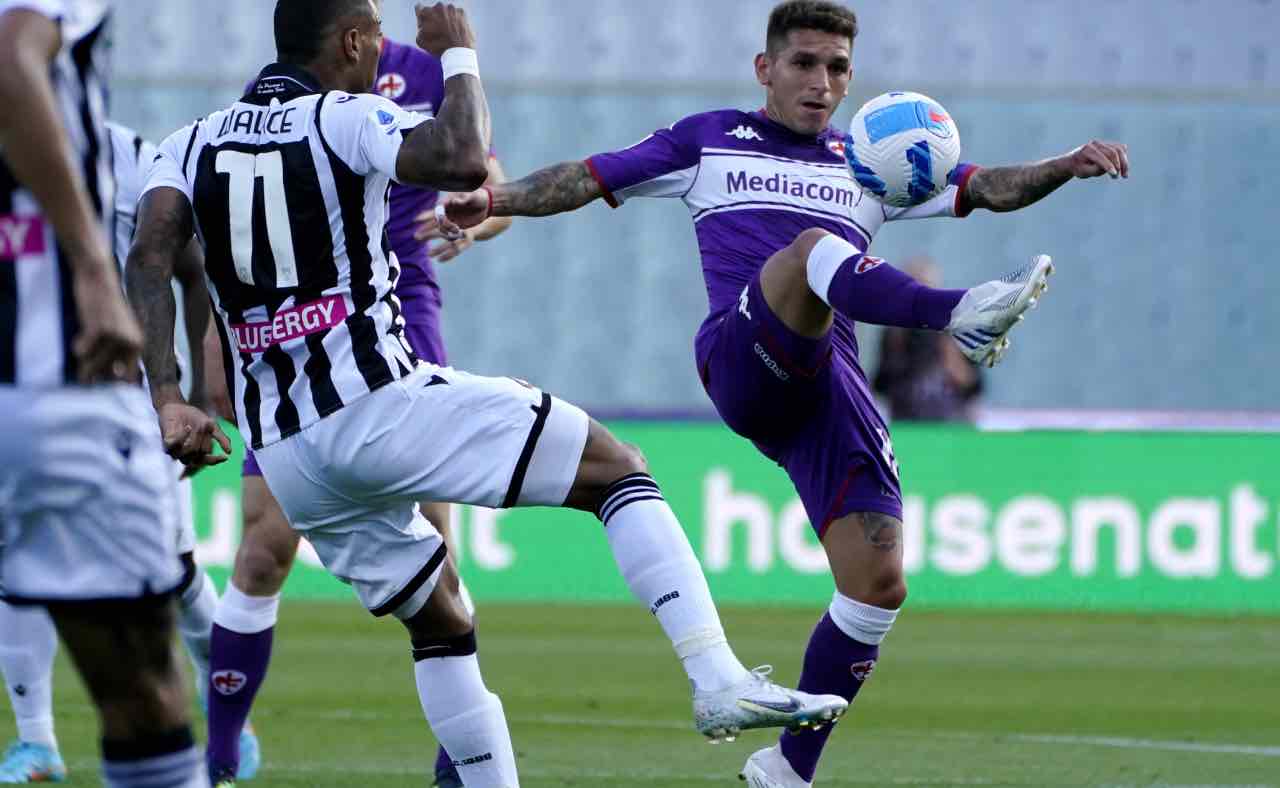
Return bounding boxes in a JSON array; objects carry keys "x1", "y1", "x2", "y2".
[{"x1": 843, "y1": 91, "x2": 962, "y2": 207}]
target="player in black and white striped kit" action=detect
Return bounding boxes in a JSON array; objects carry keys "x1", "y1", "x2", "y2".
[
  {"x1": 0, "y1": 120, "x2": 230, "y2": 783},
  {"x1": 0, "y1": 1, "x2": 205, "y2": 787},
  {"x1": 127, "y1": 3, "x2": 845, "y2": 786}
]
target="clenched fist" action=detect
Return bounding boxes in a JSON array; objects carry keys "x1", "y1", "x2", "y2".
[{"x1": 415, "y1": 3, "x2": 476, "y2": 56}]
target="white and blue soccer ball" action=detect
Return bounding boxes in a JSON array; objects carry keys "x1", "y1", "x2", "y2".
[{"x1": 844, "y1": 91, "x2": 962, "y2": 207}]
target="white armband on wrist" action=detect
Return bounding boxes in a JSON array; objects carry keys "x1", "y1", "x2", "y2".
[{"x1": 441, "y1": 48, "x2": 480, "y2": 81}]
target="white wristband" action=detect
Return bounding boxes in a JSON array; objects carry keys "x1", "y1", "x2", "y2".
[{"x1": 441, "y1": 47, "x2": 480, "y2": 81}]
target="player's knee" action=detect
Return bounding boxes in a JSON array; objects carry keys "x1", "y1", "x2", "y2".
[
  {"x1": 791, "y1": 227, "x2": 833, "y2": 258},
  {"x1": 864, "y1": 573, "x2": 908, "y2": 611},
  {"x1": 614, "y1": 441, "x2": 648, "y2": 476},
  {"x1": 233, "y1": 537, "x2": 295, "y2": 595}
]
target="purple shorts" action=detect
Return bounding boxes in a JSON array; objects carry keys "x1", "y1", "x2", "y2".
[
  {"x1": 242, "y1": 285, "x2": 448, "y2": 478},
  {"x1": 700, "y1": 277, "x2": 903, "y2": 536}
]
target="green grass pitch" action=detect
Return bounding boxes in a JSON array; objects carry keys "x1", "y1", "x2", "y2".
[{"x1": 4, "y1": 602, "x2": 1278, "y2": 786}]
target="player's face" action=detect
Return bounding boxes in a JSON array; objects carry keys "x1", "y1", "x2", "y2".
[
  {"x1": 757, "y1": 29, "x2": 852, "y2": 136},
  {"x1": 355, "y1": 1, "x2": 385, "y2": 91}
]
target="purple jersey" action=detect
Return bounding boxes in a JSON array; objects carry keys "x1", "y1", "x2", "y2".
[
  {"x1": 587, "y1": 109, "x2": 976, "y2": 371},
  {"x1": 376, "y1": 39, "x2": 447, "y2": 293}
]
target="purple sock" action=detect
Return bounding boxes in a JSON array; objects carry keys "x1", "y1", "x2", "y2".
[
  {"x1": 823, "y1": 253, "x2": 965, "y2": 330},
  {"x1": 434, "y1": 745, "x2": 455, "y2": 777},
  {"x1": 778, "y1": 613, "x2": 879, "y2": 783},
  {"x1": 206, "y1": 624, "x2": 274, "y2": 777}
]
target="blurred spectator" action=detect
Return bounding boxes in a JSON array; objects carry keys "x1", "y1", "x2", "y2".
[{"x1": 872, "y1": 258, "x2": 983, "y2": 422}]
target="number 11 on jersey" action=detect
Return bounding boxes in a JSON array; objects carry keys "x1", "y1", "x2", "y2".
[{"x1": 215, "y1": 149, "x2": 300, "y2": 288}]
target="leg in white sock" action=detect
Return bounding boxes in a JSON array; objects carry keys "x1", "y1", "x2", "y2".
[
  {"x1": 596, "y1": 474, "x2": 750, "y2": 693},
  {"x1": 0, "y1": 601, "x2": 58, "y2": 750},
  {"x1": 411, "y1": 632, "x2": 518, "y2": 787},
  {"x1": 176, "y1": 568, "x2": 219, "y2": 706}
]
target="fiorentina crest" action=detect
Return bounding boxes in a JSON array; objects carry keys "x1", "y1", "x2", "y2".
[
  {"x1": 211, "y1": 669, "x2": 248, "y2": 696},
  {"x1": 850, "y1": 659, "x2": 876, "y2": 681}
]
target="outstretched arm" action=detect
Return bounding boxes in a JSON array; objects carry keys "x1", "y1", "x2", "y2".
[
  {"x1": 442, "y1": 160, "x2": 604, "y2": 228},
  {"x1": 964, "y1": 140, "x2": 1129, "y2": 213}
]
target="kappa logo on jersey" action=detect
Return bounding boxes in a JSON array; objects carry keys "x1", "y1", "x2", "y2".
[
  {"x1": 850, "y1": 659, "x2": 876, "y2": 681},
  {"x1": 231, "y1": 295, "x2": 351, "y2": 354},
  {"x1": 375, "y1": 71, "x2": 407, "y2": 100},
  {"x1": 855, "y1": 255, "x2": 885, "y2": 274},
  {"x1": 738, "y1": 285, "x2": 752, "y2": 320},
  {"x1": 211, "y1": 669, "x2": 248, "y2": 696},
  {"x1": 726, "y1": 125, "x2": 763, "y2": 142},
  {"x1": 0, "y1": 215, "x2": 46, "y2": 260}
]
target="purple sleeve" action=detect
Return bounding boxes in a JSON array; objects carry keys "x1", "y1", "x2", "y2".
[{"x1": 586, "y1": 119, "x2": 702, "y2": 208}]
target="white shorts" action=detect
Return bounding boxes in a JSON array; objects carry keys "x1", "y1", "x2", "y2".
[
  {"x1": 0, "y1": 385, "x2": 185, "y2": 604},
  {"x1": 254, "y1": 364, "x2": 589, "y2": 618}
]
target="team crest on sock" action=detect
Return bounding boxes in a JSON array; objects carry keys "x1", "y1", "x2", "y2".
[
  {"x1": 850, "y1": 659, "x2": 876, "y2": 681},
  {"x1": 854, "y1": 256, "x2": 886, "y2": 274},
  {"x1": 212, "y1": 669, "x2": 248, "y2": 696}
]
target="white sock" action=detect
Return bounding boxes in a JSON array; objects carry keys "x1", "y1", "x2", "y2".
[
  {"x1": 829, "y1": 593, "x2": 899, "y2": 645},
  {"x1": 177, "y1": 570, "x2": 218, "y2": 704},
  {"x1": 213, "y1": 582, "x2": 280, "y2": 635},
  {"x1": 597, "y1": 474, "x2": 750, "y2": 693},
  {"x1": 0, "y1": 601, "x2": 58, "y2": 749},
  {"x1": 414, "y1": 655, "x2": 518, "y2": 787}
]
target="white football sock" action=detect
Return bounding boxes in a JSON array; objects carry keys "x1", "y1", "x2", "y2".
[
  {"x1": 0, "y1": 601, "x2": 58, "y2": 749},
  {"x1": 177, "y1": 570, "x2": 218, "y2": 704},
  {"x1": 414, "y1": 655, "x2": 518, "y2": 787},
  {"x1": 598, "y1": 474, "x2": 751, "y2": 693},
  {"x1": 213, "y1": 581, "x2": 279, "y2": 635}
]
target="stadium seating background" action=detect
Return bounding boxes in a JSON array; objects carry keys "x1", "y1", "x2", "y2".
[{"x1": 109, "y1": 0, "x2": 1280, "y2": 414}]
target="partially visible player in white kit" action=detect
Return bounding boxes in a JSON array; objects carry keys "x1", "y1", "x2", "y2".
[
  {"x1": 0, "y1": 2, "x2": 205, "y2": 787},
  {"x1": 126, "y1": 2, "x2": 848, "y2": 786},
  {"x1": 0, "y1": 121, "x2": 241, "y2": 783}
]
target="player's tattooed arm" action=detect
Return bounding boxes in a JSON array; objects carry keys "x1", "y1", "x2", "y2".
[
  {"x1": 965, "y1": 140, "x2": 1129, "y2": 213},
  {"x1": 488, "y1": 161, "x2": 604, "y2": 217},
  {"x1": 124, "y1": 186, "x2": 194, "y2": 406},
  {"x1": 399, "y1": 3, "x2": 490, "y2": 191},
  {"x1": 858, "y1": 512, "x2": 902, "y2": 552}
]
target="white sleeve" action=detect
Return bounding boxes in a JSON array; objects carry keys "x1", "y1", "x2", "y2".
[
  {"x1": 882, "y1": 184, "x2": 962, "y2": 221},
  {"x1": 141, "y1": 124, "x2": 198, "y2": 203},
  {"x1": 0, "y1": 1, "x2": 66, "y2": 18},
  {"x1": 319, "y1": 93, "x2": 429, "y2": 181}
]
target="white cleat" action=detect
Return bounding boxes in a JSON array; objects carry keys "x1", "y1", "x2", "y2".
[
  {"x1": 946, "y1": 254, "x2": 1054, "y2": 368},
  {"x1": 739, "y1": 745, "x2": 811, "y2": 788},
  {"x1": 694, "y1": 666, "x2": 848, "y2": 744}
]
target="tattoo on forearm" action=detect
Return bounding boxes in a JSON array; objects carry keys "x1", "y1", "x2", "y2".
[
  {"x1": 124, "y1": 197, "x2": 191, "y2": 394},
  {"x1": 860, "y1": 513, "x2": 902, "y2": 552},
  {"x1": 965, "y1": 161, "x2": 1071, "y2": 212},
  {"x1": 492, "y1": 161, "x2": 602, "y2": 217}
]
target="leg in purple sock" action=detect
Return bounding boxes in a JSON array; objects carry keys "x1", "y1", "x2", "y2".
[
  {"x1": 778, "y1": 613, "x2": 877, "y2": 782},
  {"x1": 433, "y1": 744, "x2": 459, "y2": 786},
  {"x1": 805, "y1": 232, "x2": 965, "y2": 329},
  {"x1": 206, "y1": 583, "x2": 280, "y2": 781}
]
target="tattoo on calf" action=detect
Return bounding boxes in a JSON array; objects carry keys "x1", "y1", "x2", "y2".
[{"x1": 859, "y1": 513, "x2": 901, "y2": 552}]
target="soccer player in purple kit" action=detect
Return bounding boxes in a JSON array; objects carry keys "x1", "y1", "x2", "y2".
[
  {"x1": 197, "y1": 32, "x2": 517, "y2": 788},
  {"x1": 443, "y1": 1, "x2": 1129, "y2": 785}
]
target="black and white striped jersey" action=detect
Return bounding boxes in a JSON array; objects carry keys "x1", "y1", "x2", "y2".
[
  {"x1": 0, "y1": 0, "x2": 113, "y2": 387},
  {"x1": 145, "y1": 64, "x2": 428, "y2": 449}
]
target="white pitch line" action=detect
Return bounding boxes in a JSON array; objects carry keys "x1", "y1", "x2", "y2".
[{"x1": 1010, "y1": 734, "x2": 1280, "y2": 758}]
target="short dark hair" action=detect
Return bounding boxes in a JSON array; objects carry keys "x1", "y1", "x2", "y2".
[
  {"x1": 274, "y1": 0, "x2": 374, "y2": 64},
  {"x1": 766, "y1": 1, "x2": 858, "y2": 55}
]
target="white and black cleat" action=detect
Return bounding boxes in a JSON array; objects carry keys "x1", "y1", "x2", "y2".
[
  {"x1": 946, "y1": 254, "x2": 1054, "y2": 368},
  {"x1": 739, "y1": 745, "x2": 812, "y2": 787},
  {"x1": 694, "y1": 666, "x2": 848, "y2": 743}
]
